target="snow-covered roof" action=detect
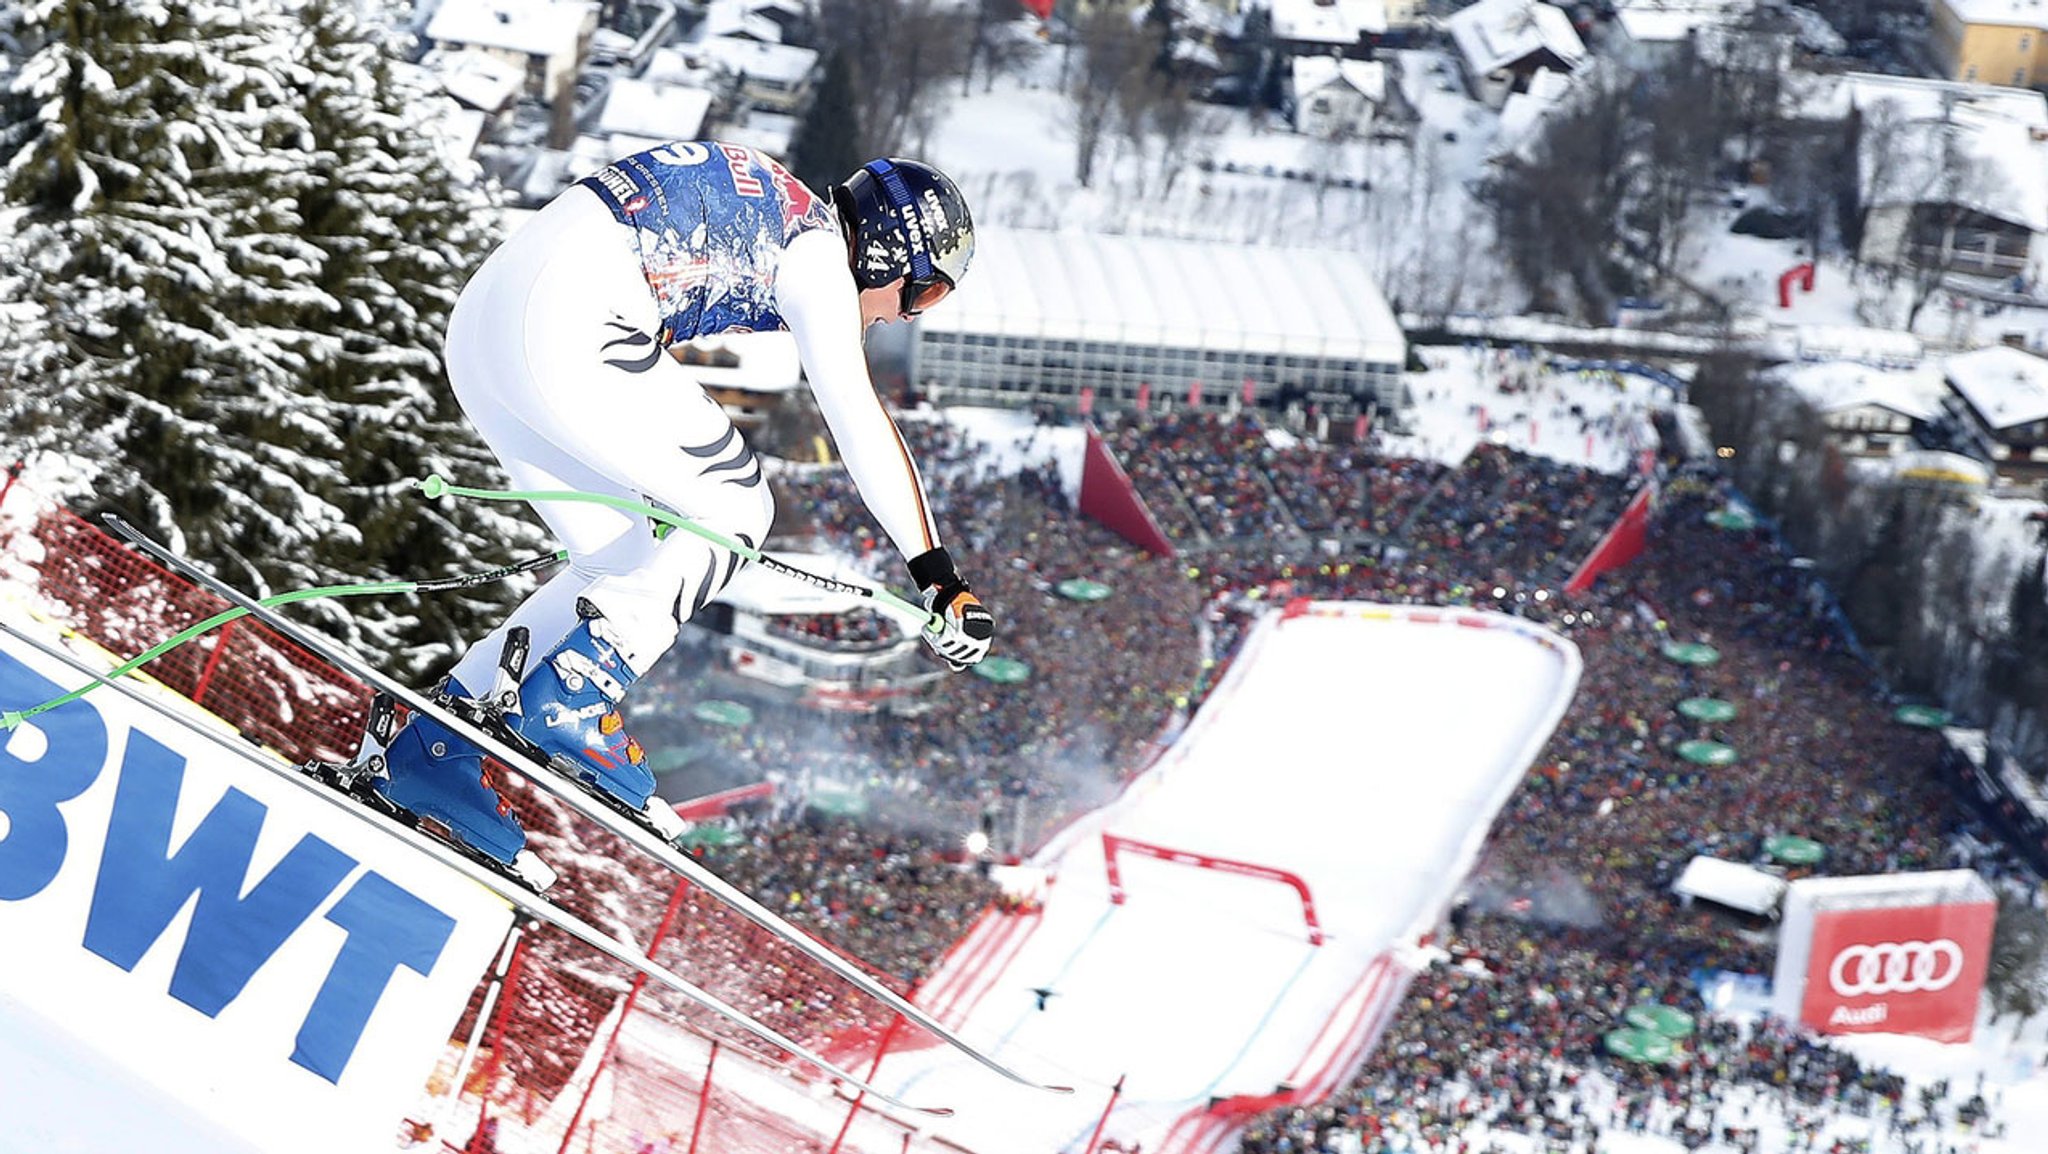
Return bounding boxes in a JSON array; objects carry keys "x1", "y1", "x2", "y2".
[
  {"x1": 1612, "y1": 0, "x2": 1756, "y2": 43},
  {"x1": 1270, "y1": 0, "x2": 1388, "y2": 43},
  {"x1": 700, "y1": 35, "x2": 819, "y2": 87},
  {"x1": 1291, "y1": 56, "x2": 1387, "y2": 104},
  {"x1": 1445, "y1": 0, "x2": 1587, "y2": 75},
  {"x1": 1770, "y1": 360, "x2": 1945, "y2": 421},
  {"x1": 597, "y1": 78, "x2": 714, "y2": 141},
  {"x1": 678, "y1": 330, "x2": 803, "y2": 395},
  {"x1": 645, "y1": 45, "x2": 721, "y2": 87},
  {"x1": 428, "y1": 48, "x2": 524, "y2": 113},
  {"x1": 699, "y1": 0, "x2": 785, "y2": 43},
  {"x1": 1944, "y1": 0, "x2": 2048, "y2": 31},
  {"x1": 1944, "y1": 345, "x2": 2048, "y2": 429},
  {"x1": 1494, "y1": 67, "x2": 1571, "y2": 159},
  {"x1": 1673, "y1": 855, "x2": 1785, "y2": 916},
  {"x1": 722, "y1": 111, "x2": 801, "y2": 158},
  {"x1": 1858, "y1": 105, "x2": 2048, "y2": 231},
  {"x1": 425, "y1": 0, "x2": 595, "y2": 59},
  {"x1": 918, "y1": 227, "x2": 1406, "y2": 366}
]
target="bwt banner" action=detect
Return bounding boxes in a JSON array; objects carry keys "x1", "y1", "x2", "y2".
[
  {"x1": 0, "y1": 630, "x2": 513, "y2": 1154},
  {"x1": 1799, "y1": 900, "x2": 1994, "y2": 1042}
]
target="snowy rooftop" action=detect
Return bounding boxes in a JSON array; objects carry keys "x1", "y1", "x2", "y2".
[
  {"x1": 1944, "y1": 0, "x2": 2048, "y2": 30},
  {"x1": 424, "y1": 0, "x2": 594, "y2": 59},
  {"x1": 597, "y1": 78, "x2": 713, "y2": 141},
  {"x1": 1769, "y1": 359, "x2": 1946, "y2": 421},
  {"x1": 1291, "y1": 56, "x2": 1387, "y2": 104},
  {"x1": 722, "y1": 111, "x2": 800, "y2": 157},
  {"x1": 700, "y1": 35, "x2": 819, "y2": 86},
  {"x1": 428, "y1": 49, "x2": 524, "y2": 113},
  {"x1": 1445, "y1": 0, "x2": 1587, "y2": 75},
  {"x1": 918, "y1": 227, "x2": 1406, "y2": 364},
  {"x1": 1494, "y1": 67, "x2": 1572, "y2": 160},
  {"x1": 1943, "y1": 345, "x2": 2048, "y2": 429},
  {"x1": 1857, "y1": 105, "x2": 2048, "y2": 231},
  {"x1": 1613, "y1": 0, "x2": 1756, "y2": 44},
  {"x1": 1269, "y1": 0, "x2": 1388, "y2": 43},
  {"x1": 698, "y1": 0, "x2": 786, "y2": 44}
]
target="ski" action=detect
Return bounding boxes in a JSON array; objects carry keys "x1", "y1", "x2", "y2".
[
  {"x1": 104, "y1": 516, "x2": 1073, "y2": 1096},
  {"x1": 0, "y1": 616, "x2": 953, "y2": 1118}
]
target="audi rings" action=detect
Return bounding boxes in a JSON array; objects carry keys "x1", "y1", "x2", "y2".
[{"x1": 1827, "y1": 939, "x2": 1964, "y2": 997}]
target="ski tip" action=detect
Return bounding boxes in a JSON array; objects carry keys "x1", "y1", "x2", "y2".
[
  {"x1": 418, "y1": 474, "x2": 449, "y2": 499},
  {"x1": 914, "y1": 1105, "x2": 957, "y2": 1118},
  {"x1": 0, "y1": 710, "x2": 21, "y2": 731},
  {"x1": 1043, "y1": 1083, "x2": 1077, "y2": 1096}
]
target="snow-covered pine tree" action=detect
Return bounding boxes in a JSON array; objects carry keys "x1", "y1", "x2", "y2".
[
  {"x1": 279, "y1": 0, "x2": 546, "y2": 676},
  {"x1": 0, "y1": 1, "x2": 347, "y2": 593},
  {"x1": 0, "y1": 0, "x2": 543, "y2": 679}
]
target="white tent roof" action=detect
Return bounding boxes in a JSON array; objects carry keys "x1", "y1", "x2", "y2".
[
  {"x1": 1944, "y1": 345, "x2": 2048, "y2": 429},
  {"x1": 920, "y1": 227, "x2": 1405, "y2": 365},
  {"x1": 1673, "y1": 855, "x2": 1786, "y2": 916}
]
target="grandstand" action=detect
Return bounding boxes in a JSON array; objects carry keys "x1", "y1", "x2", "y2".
[{"x1": 910, "y1": 227, "x2": 1408, "y2": 420}]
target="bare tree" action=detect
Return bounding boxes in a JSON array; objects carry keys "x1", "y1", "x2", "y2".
[
  {"x1": 817, "y1": 0, "x2": 973, "y2": 158},
  {"x1": 1066, "y1": 5, "x2": 1150, "y2": 188},
  {"x1": 1899, "y1": 96, "x2": 1994, "y2": 330},
  {"x1": 1482, "y1": 70, "x2": 1633, "y2": 317}
]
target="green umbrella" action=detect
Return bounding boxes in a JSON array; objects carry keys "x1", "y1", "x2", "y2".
[
  {"x1": 808, "y1": 784, "x2": 869, "y2": 818},
  {"x1": 1056, "y1": 578, "x2": 1114, "y2": 602},
  {"x1": 677, "y1": 824, "x2": 742, "y2": 849},
  {"x1": 692, "y1": 700, "x2": 754, "y2": 728},
  {"x1": 647, "y1": 745, "x2": 696, "y2": 774},
  {"x1": 1764, "y1": 834, "x2": 1826, "y2": 865},
  {"x1": 1661, "y1": 641, "x2": 1721, "y2": 667},
  {"x1": 1894, "y1": 704, "x2": 1952, "y2": 729},
  {"x1": 1705, "y1": 507, "x2": 1757, "y2": 531},
  {"x1": 973, "y1": 656, "x2": 1033, "y2": 684},
  {"x1": 1624, "y1": 1004, "x2": 1696, "y2": 1039},
  {"x1": 1677, "y1": 739, "x2": 1739, "y2": 767},
  {"x1": 1603, "y1": 1028, "x2": 1677, "y2": 1063},
  {"x1": 1678, "y1": 697, "x2": 1739, "y2": 722}
]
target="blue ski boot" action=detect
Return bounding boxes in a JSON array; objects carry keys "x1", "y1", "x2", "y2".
[
  {"x1": 509, "y1": 600, "x2": 688, "y2": 844},
  {"x1": 370, "y1": 657, "x2": 559, "y2": 891}
]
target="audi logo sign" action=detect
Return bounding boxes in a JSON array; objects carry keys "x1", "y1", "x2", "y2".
[
  {"x1": 1827, "y1": 940, "x2": 1965, "y2": 997},
  {"x1": 1799, "y1": 902, "x2": 1994, "y2": 1044}
]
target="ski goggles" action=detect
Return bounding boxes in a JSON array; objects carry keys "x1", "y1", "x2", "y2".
[{"x1": 901, "y1": 273, "x2": 953, "y2": 317}]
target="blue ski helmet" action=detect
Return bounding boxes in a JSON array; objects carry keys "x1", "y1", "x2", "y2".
[{"x1": 832, "y1": 157, "x2": 974, "y2": 315}]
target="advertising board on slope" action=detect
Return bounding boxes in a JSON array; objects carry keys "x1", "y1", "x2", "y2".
[{"x1": 0, "y1": 635, "x2": 513, "y2": 1154}]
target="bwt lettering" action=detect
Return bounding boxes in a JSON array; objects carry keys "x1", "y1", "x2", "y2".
[{"x1": 0, "y1": 650, "x2": 457, "y2": 1083}]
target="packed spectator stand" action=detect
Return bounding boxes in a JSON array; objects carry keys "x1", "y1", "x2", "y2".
[{"x1": 630, "y1": 392, "x2": 2029, "y2": 1154}]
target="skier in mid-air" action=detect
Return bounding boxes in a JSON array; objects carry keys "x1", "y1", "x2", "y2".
[{"x1": 374, "y1": 141, "x2": 994, "y2": 882}]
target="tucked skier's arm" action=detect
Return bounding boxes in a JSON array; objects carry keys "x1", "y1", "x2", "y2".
[
  {"x1": 775, "y1": 229, "x2": 993, "y2": 669},
  {"x1": 777, "y1": 229, "x2": 942, "y2": 561}
]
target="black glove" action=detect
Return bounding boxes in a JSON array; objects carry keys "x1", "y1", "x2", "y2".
[{"x1": 907, "y1": 546, "x2": 995, "y2": 671}]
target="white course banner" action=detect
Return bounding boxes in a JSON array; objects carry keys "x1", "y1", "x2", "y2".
[{"x1": 0, "y1": 628, "x2": 515, "y2": 1154}]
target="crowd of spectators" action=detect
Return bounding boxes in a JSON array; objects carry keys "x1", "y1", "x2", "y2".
[{"x1": 493, "y1": 383, "x2": 2019, "y2": 1151}]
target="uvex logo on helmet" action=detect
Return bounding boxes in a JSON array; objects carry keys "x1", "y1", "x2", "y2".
[{"x1": 1827, "y1": 939, "x2": 1965, "y2": 997}]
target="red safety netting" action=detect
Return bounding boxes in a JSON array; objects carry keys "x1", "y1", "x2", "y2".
[{"x1": 0, "y1": 481, "x2": 982, "y2": 1154}]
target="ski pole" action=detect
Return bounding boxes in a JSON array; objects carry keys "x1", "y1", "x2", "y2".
[
  {"x1": 0, "y1": 548, "x2": 564, "y2": 731},
  {"x1": 414, "y1": 474, "x2": 947, "y2": 633}
]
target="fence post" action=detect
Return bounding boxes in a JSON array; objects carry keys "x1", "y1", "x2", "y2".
[
  {"x1": 192, "y1": 617, "x2": 237, "y2": 709},
  {"x1": 465, "y1": 934, "x2": 530, "y2": 1150},
  {"x1": 558, "y1": 878, "x2": 695, "y2": 1154},
  {"x1": 0, "y1": 460, "x2": 22, "y2": 513},
  {"x1": 686, "y1": 1041, "x2": 720, "y2": 1154}
]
